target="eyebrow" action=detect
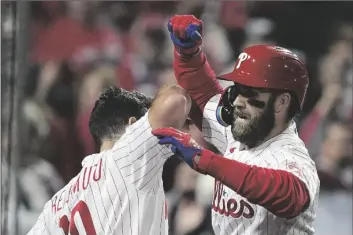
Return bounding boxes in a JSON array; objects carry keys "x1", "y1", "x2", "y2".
[{"x1": 254, "y1": 89, "x2": 273, "y2": 94}]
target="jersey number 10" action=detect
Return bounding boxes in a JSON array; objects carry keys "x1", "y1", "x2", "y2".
[{"x1": 59, "y1": 201, "x2": 97, "y2": 235}]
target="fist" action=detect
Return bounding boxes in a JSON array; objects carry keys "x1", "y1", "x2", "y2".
[
  {"x1": 152, "y1": 127, "x2": 202, "y2": 169},
  {"x1": 167, "y1": 15, "x2": 203, "y2": 53}
]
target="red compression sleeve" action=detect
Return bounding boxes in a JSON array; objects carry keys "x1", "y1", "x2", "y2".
[
  {"x1": 174, "y1": 50, "x2": 224, "y2": 129},
  {"x1": 173, "y1": 50, "x2": 224, "y2": 110},
  {"x1": 196, "y1": 149, "x2": 310, "y2": 219}
]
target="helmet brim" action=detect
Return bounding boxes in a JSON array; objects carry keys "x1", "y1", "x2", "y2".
[{"x1": 217, "y1": 72, "x2": 265, "y2": 89}]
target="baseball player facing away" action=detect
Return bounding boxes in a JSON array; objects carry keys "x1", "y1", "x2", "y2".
[
  {"x1": 152, "y1": 15, "x2": 320, "y2": 235},
  {"x1": 27, "y1": 85, "x2": 194, "y2": 235}
]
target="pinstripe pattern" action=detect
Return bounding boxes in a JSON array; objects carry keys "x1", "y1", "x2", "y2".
[
  {"x1": 204, "y1": 95, "x2": 320, "y2": 235},
  {"x1": 27, "y1": 112, "x2": 170, "y2": 235}
]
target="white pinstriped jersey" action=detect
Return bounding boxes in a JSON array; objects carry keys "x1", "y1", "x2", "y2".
[
  {"x1": 27, "y1": 112, "x2": 172, "y2": 235},
  {"x1": 203, "y1": 94, "x2": 320, "y2": 235}
]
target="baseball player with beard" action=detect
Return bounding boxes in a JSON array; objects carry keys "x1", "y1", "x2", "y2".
[{"x1": 152, "y1": 15, "x2": 320, "y2": 234}]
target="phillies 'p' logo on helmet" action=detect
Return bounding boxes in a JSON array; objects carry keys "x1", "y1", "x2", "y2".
[
  {"x1": 235, "y1": 52, "x2": 251, "y2": 69},
  {"x1": 215, "y1": 44, "x2": 309, "y2": 126},
  {"x1": 220, "y1": 45, "x2": 309, "y2": 109}
]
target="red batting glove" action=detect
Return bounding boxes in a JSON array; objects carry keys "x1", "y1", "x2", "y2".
[
  {"x1": 152, "y1": 127, "x2": 199, "y2": 147},
  {"x1": 168, "y1": 15, "x2": 203, "y2": 56},
  {"x1": 152, "y1": 127, "x2": 213, "y2": 174}
]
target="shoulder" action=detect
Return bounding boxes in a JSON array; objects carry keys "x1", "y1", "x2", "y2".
[
  {"x1": 111, "y1": 112, "x2": 152, "y2": 151},
  {"x1": 262, "y1": 129, "x2": 316, "y2": 169},
  {"x1": 125, "y1": 112, "x2": 150, "y2": 134},
  {"x1": 272, "y1": 141, "x2": 314, "y2": 165}
]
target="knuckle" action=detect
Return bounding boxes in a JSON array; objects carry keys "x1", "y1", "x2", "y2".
[{"x1": 181, "y1": 20, "x2": 189, "y2": 27}]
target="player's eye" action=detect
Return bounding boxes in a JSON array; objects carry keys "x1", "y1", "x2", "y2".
[
  {"x1": 237, "y1": 86, "x2": 258, "y2": 98},
  {"x1": 247, "y1": 98, "x2": 266, "y2": 109}
]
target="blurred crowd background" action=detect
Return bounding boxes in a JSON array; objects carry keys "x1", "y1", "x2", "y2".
[{"x1": 1, "y1": 1, "x2": 352, "y2": 235}]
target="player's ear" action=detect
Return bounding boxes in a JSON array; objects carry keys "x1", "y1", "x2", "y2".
[
  {"x1": 128, "y1": 117, "x2": 137, "y2": 126},
  {"x1": 274, "y1": 92, "x2": 290, "y2": 113}
]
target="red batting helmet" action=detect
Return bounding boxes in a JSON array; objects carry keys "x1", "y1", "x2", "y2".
[{"x1": 219, "y1": 45, "x2": 309, "y2": 109}]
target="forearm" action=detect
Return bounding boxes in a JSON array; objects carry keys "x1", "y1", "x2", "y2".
[
  {"x1": 174, "y1": 50, "x2": 224, "y2": 111},
  {"x1": 195, "y1": 150, "x2": 310, "y2": 219}
]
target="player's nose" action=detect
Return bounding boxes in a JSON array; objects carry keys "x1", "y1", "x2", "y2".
[{"x1": 233, "y1": 94, "x2": 247, "y2": 110}]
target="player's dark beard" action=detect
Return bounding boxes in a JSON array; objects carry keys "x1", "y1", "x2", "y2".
[{"x1": 231, "y1": 100, "x2": 275, "y2": 148}]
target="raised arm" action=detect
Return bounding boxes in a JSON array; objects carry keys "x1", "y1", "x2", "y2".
[
  {"x1": 173, "y1": 50, "x2": 223, "y2": 111},
  {"x1": 168, "y1": 15, "x2": 229, "y2": 153}
]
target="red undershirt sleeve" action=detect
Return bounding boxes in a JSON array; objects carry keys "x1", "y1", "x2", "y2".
[
  {"x1": 195, "y1": 149, "x2": 317, "y2": 219},
  {"x1": 173, "y1": 50, "x2": 224, "y2": 130}
]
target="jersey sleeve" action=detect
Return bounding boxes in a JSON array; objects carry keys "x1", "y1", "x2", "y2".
[
  {"x1": 273, "y1": 145, "x2": 320, "y2": 212},
  {"x1": 111, "y1": 112, "x2": 174, "y2": 194},
  {"x1": 26, "y1": 204, "x2": 51, "y2": 235},
  {"x1": 202, "y1": 94, "x2": 230, "y2": 154}
]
